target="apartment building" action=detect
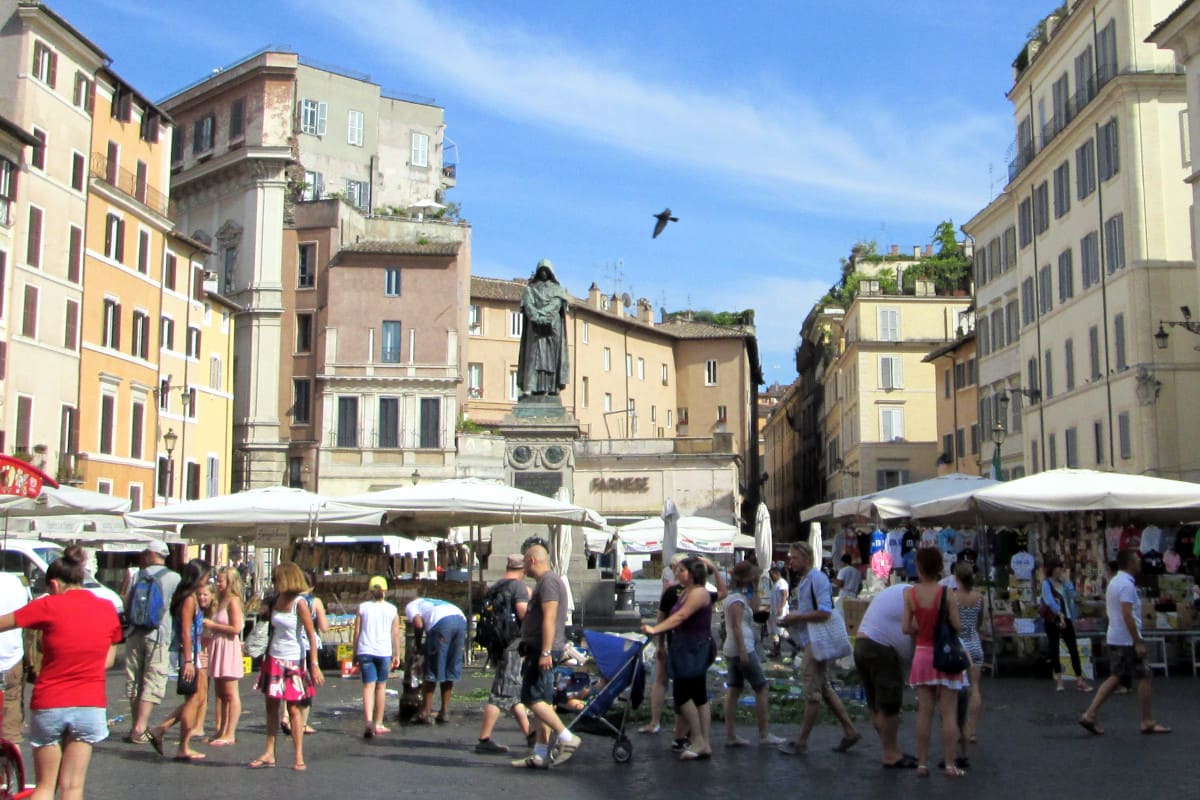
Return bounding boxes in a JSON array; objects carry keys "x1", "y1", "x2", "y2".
[
  {"x1": 162, "y1": 48, "x2": 458, "y2": 490},
  {"x1": 968, "y1": 0, "x2": 1200, "y2": 479},
  {"x1": 280, "y1": 200, "x2": 469, "y2": 495},
  {"x1": 0, "y1": 0, "x2": 104, "y2": 476},
  {"x1": 818, "y1": 282, "x2": 970, "y2": 499},
  {"x1": 923, "y1": 329, "x2": 984, "y2": 477},
  {"x1": 760, "y1": 378, "x2": 803, "y2": 542}
]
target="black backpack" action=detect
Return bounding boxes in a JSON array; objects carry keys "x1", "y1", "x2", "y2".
[{"x1": 475, "y1": 579, "x2": 521, "y2": 654}]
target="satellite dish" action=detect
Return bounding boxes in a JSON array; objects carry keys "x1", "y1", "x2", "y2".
[{"x1": 621, "y1": 293, "x2": 632, "y2": 308}]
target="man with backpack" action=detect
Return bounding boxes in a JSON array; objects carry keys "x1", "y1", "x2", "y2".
[
  {"x1": 474, "y1": 554, "x2": 532, "y2": 754},
  {"x1": 123, "y1": 540, "x2": 180, "y2": 745}
]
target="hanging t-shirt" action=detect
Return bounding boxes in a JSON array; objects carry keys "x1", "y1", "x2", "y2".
[
  {"x1": 920, "y1": 529, "x2": 939, "y2": 549},
  {"x1": 870, "y1": 529, "x2": 887, "y2": 555},
  {"x1": 1010, "y1": 552, "x2": 1036, "y2": 581},
  {"x1": 1140, "y1": 526, "x2": 1163, "y2": 554},
  {"x1": 884, "y1": 530, "x2": 904, "y2": 565},
  {"x1": 1119, "y1": 525, "x2": 1142, "y2": 553},
  {"x1": 1105, "y1": 527, "x2": 1123, "y2": 560},
  {"x1": 956, "y1": 529, "x2": 978, "y2": 553},
  {"x1": 938, "y1": 527, "x2": 957, "y2": 553},
  {"x1": 902, "y1": 531, "x2": 919, "y2": 553},
  {"x1": 902, "y1": 549, "x2": 919, "y2": 580}
]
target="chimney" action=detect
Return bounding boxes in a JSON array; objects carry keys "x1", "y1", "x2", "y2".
[
  {"x1": 610, "y1": 294, "x2": 621, "y2": 316},
  {"x1": 913, "y1": 246, "x2": 921, "y2": 258},
  {"x1": 889, "y1": 244, "x2": 899, "y2": 256},
  {"x1": 924, "y1": 244, "x2": 934, "y2": 257},
  {"x1": 637, "y1": 298, "x2": 653, "y2": 325},
  {"x1": 587, "y1": 282, "x2": 602, "y2": 309}
]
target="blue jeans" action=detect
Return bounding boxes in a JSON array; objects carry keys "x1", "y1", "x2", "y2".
[
  {"x1": 29, "y1": 707, "x2": 109, "y2": 748},
  {"x1": 423, "y1": 616, "x2": 467, "y2": 683},
  {"x1": 358, "y1": 655, "x2": 391, "y2": 684}
]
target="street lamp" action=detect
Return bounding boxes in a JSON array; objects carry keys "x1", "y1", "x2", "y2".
[
  {"x1": 1154, "y1": 305, "x2": 1200, "y2": 349},
  {"x1": 990, "y1": 420, "x2": 1006, "y2": 480},
  {"x1": 163, "y1": 428, "x2": 178, "y2": 500},
  {"x1": 410, "y1": 468, "x2": 420, "y2": 486}
]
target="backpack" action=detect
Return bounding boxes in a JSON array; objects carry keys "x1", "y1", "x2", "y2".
[
  {"x1": 128, "y1": 567, "x2": 167, "y2": 630},
  {"x1": 475, "y1": 579, "x2": 521, "y2": 654}
]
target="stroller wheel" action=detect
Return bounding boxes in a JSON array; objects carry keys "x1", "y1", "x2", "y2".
[{"x1": 612, "y1": 738, "x2": 633, "y2": 763}]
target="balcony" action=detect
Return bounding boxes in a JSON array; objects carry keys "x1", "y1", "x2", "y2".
[{"x1": 90, "y1": 152, "x2": 168, "y2": 217}]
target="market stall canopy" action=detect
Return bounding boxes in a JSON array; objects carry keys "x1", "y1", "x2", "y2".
[
  {"x1": 340, "y1": 478, "x2": 606, "y2": 531},
  {"x1": 617, "y1": 515, "x2": 753, "y2": 555},
  {"x1": 317, "y1": 534, "x2": 436, "y2": 554},
  {"x1": 0, "y1": 484, "x2": 131, "y2": 516},
  {"x1": 834, "y1": 473, "x2": 998, "y2": 522},
  {"x1": 125, "y1": 487, "x2": 383, "y2": 543},
  {"x1": 909, "y1": 468, "x2": 1200, "y2": 525},
  {"x1": 800, "y1": 500, "x2": 834, "y2": 523}
]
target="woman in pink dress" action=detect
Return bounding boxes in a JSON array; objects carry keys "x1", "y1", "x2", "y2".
[
  {"x1": 204, "y1": 566, "x2": 246, "y2": 746},
  {"x1": 902, "y1": 547, "x2": 964, "y2": 778}
]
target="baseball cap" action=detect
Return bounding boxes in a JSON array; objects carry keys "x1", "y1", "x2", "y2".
[
  {"x1": 144, "y1": 540, "x2": 170, "y2": 557},
  {"x1": 506, "y1": 554, "x2": 526, "y2": 570},
  {"x1": 368, "y1": 575, "x2": 388, "y2": 592}
]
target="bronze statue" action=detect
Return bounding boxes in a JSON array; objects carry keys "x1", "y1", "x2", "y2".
[{"x1": 517, "y1": 259, "x2": 570, "y2": 396}]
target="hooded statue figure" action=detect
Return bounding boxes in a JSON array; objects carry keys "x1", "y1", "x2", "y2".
[{"x1": 517, "y1": 259, "x2": 570, "y2": 396}]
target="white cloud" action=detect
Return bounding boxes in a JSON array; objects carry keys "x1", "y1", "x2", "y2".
[{"x1": 290, "y1": 0, "x2": 1003, "y2": 223}]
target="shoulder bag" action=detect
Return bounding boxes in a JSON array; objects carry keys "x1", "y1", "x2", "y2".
[
  {"x1": 805, "y1": 582, "x2": 852, "y2": 662},
  {"x1": 933, "y1": 587, "x2": 971, "y2": 673}
]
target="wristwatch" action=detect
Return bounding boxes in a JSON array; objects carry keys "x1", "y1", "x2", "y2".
[{"x1": 541, "y1": 649, "x2": 552, "y2": 657}]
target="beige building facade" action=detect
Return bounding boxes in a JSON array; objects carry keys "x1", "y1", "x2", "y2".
[
  {"x1": 924, "y1": 331, "x2": 984, "y2": 477},
  {"x1": 970, "y1": 0, "x2": 1200, "y2": 479}
]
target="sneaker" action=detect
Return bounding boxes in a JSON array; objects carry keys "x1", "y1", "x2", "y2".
[
  {"x1": 778, "y1": 741, "x2": 807, "y2": 756},
  {"x1": 670, "y1": 737, "x2": 690, "y2": 752},
  {"x1": 759, "y1": 733, "x2": 787, "y2": 746},
  {"x1": 475, "y1": 738, "x2": 509, "y2": 754},
  {"x1": 550, "y1": 734, "x2": 582, "y2": 767},
  {"x1": 725, "y1": 735, "x2": 751, "y2": 748},
  {"x1": 512, "y1": 754, "x2": 547, "y2": 769}
]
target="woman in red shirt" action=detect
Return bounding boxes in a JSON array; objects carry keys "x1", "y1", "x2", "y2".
[{"x1": 0, "y1": 545, "x2": 122, "y2": 800}]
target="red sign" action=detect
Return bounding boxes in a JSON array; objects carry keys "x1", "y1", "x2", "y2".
[{"x1": 0, "y1": 455, "x2": 58, "y2": 498}]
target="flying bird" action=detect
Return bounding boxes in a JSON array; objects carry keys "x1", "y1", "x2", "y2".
[{"x1": 652, "y1": 208, "x2": 678, "y2": 239}]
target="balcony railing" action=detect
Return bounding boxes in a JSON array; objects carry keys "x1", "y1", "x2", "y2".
[{"x1": 90, "y1": 152, "x2": 168, "y2": 216}]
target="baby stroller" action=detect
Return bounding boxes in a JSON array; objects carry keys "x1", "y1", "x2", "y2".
[
  {"x1": 0, "y1": 688, "x2": 30, "y2": 799},
  {"x1": 556, "y1": 631, "x2": 647, "y2": 764}
]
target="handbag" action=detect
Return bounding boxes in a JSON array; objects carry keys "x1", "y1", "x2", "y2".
[
  {"x1": 1037, "y1": 581, "x2": 1061, "y2": 625},
  {"x1": 805, "y1": 583, "x2": 852, "y2": 662},
  {"x1": 176, "y1": 671, "x2": 198, "y2": 696},
  {"x1": 243, "y1": 619, "x2": 270, "y2": 658},
  {"x1": 933, "y1": 587, "x2": 971, "y2": 673},
  {"x1": 668, "y1": 634, "x2": 715, "y2": 680}
]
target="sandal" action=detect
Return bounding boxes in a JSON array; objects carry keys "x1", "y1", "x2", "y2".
[
  {"x1": 149, "y1": 728, "x2": 165, "y2": 757},
  {"x1": 248, "y1": 758, "x2": 276, "y2": 769},
  {"x1": 1078, "y1": 716, "x2": 1104, "y2": 736},
  {"x1": 943, "y1": 765, "x2": 965, "y2": 778},
  {"x1": 833, "y1": 733, "x2": 862, "y2": 753},
  {"x1": 916, "y1": 765, "x2": 930, "y2": 778},
  {"x1": 638, "y1": 723, "x2": 661, "y2": 735},
  {"x1": 1140, "y1": 723, "x2": 1172, "y2": 735},
  {"x1": 883, "y1": 754, "x2": 919, "y2": 769},
  {"x1": 292, "y1": 762, "x2": 307, "y2": 771}
]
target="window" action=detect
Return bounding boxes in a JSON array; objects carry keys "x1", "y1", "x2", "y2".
[
  {"x1": 603, "y1": 393, "x2": 613, "y2": 413},
  {"x1": 975, "y1": 248, "x2": 987, "y2": 287},
  {"x1": 1105, "y1": 213, "x2": 1125, "y2": 273},
  {"x1": 625, "y1": 353, "x2": 632, "y2": 377},
  {"x1": 1021, "y1": 277, "x2": 1035, "y2": 325},
  {"x1": 661, "y1": 363, "x2": 669, "y2": 385},
  {"x1": 970, "y1": 424, "x2": 980, "y2": 455},
  {"x1": 603, "y1": 347, "x2": 611, "y2": 372},
  {"x1": 1057, "y1": 249, "x2": 1074, "y2": 303},
  {"x1": 287, "y1": 457, "x2": 303, "y2": 489},
  {"x1": 384, "y1": 267, "x2": 401, "y2": 296},
  {"x1": 72, "y1": 72, "x2": 92, "y2": 112},
  {"x1": 345, "y1": 179, "x2": 368, "y2": 209},
  {"x1": 221, "y1": 246, "x2": 235, "y2": 291},
  {"x1": 185, "y1": 462, "x2": 200, "y2": 500},
  {"x1": 131, "y1": 311, "x2": 149, "y2": 359},
  {"x1": 192, "y1": 114, "x2": 214, "y2": 154},
  {"x1": 880, "y1": 355, "x2": 903, "y2": 389},
  {"x1": 1076, "y1": 45, "x2": 1096, "y2": 106},
  {"x1": 130, "y1": 400, "x2": 144, "y2": 459},
  {"x1": 164, "y1": 253, "x2": 177, "y2": 291},
  {"x1": 171, "y1": 128, "x2": 184, "y2": 165},
  {"x1": 206, "y1": 456, "x2": 219, "y2": 498},
  {"x1": 1051, "y1": 72, "x2": 1069, "y2": 131},
  {"x1": 137, "y1": 230, "x2": 149, "y2": 274},
  {"x1": 1088, "y1": 325, "x2": 1101, "y2": 380},
  {"x1": 102, "y1": 299, "x2": 121, "y2": 348},
  {"x1": 878, "y1": 308, "x2": 899, "y2": 341},
  {"x1": 186, "y1": 326, "x2": 200, "y2": 358},
  {"x1": 292, "y1": 379, "x2": 311, "y2": 424},
  {"x1": 1076, "y1": 139, "x2": 1097, "y2": 199},
  {"x1": 185, "y1": 387, "x2": 197, "y2": 419},
  {"x1": 1114, "y1": 312, "x2": 1127, "y2": 371},
  {"x1": 1038, "y1": 265, "x2": 1052, "y2": 315},
  {"x1": 667, "y1": 409, "x2": 673, "y2": 428},
  {"x1": 978, "y1": 319, "x2": 990, "y2": 356},
  {"x1": 716, "y1": 404, "x2": 728, "y2": 425},
  {"x1": 381, "y1": 320, "x2": 401, "y2": 362},
  {"x1": 300, "y1": 99, "x2": 327, "y2": 136},
  {"x1": 229, "y1": 98, "x2": 245, "y2": 141},
  {"x1": 26, "y1": 206, "x2": 42, "y2": 267},
  {"x1": 158, "y1": 379, "x2": 169, "y2": 411},
  {"x1": 135, "y1": 160, "x2": 147, "y2": 202},
  {"x1": 468, "y1": 303, "x2": 482, "y2": 334},
  {"x1": 1044, "y1": 349, "x2": 1054, "y2": 398},
  {"x1": 64, "y1": 226, "x2": 81, "y2": 283},
  {"x1": 1098, "y1": 117, "x2": 1119, "y2": 181},
  {"x1": 1065, "y1": 338, "x2": 1075, "y2": 391},
  {"x1": 991, "y1": 309, "x2": 1004, "y2": 351},
  {"x1": 103, "y1": 213, "x2": 124, "y2": 262},
  {"x1": 111, "y1": 86, "x2": 131, "y2": 122},
  {"x1": 336, "y1": 397, "x2": 358, "y2": 447},
  {"x1": 1053, "y1": 161, "x2": 1070, "y2": 218},
  {"x1": 1080, "y1": 231, "x2": 1100, "y2": 289},
  {"x1": 581, "y1": 321, "x2": 589, "y2": 344},
  {"x1": 378, "y1": 398, "x2": 399, "y2": 448},
  {"x1": 160, "y1": 316, "x2": 174, "y2": 350},
  {"x1": 99, "y1": 394, "x2": 115, "y2": 455},
  {"x1": 705, "y1": 359, "x2": 718, "y2": 385},
  {"x1": 30, "y1": 129, "x2": 45, "y2": 171},
  {"x1": 508, "y1": 369, "x2": 518, "y2": 401},
  {"x1": 209, "y1": 355, "x2": 222, "y2": 389},
  {"x1": 467, "y1": 363, "x2": 483, "y2": 398},
  {"x1": 302, "y1": 170, "x2": 322, "y2": 201},
  {"x1": 988, "y1": 238, "x2": 1001, "y2": 280},
  {"x1": 347, "y1": 109, "x2": 364, "y2": 146},
  {"x1": 1033, "y1": 181, "x2": 1049, "y2": 235},
  {"x1": 954, "y1": 362, "x2": 966, "y2": 390},
  {"x1": 1004, "y1": 226, "x2": 1017, "y2": 270},
  {"x1": 943, "y1": 368, "x2": 951, "y2": 398},
  {"x1": 296, "y1": 312, "x2": 313, "y2": 352},
  {"x1": 1094, "y1": 421, "x2": 1105, "y2": 465},
  {"x1": 14, "y1": 396, "x2": 32, "y2": 453},
  {"x1": 880, "y1": 407, "x2": 904, "y2": 441},
  {"x1": 1118, "y1": 412, "x2": 1132, "y2": 460},
  {"x1": 1097, "y1": 19, "x2": 1118, "y2": 84},
  {"x1": 64, "y1": 300, "x2": 78, "y2": 350},
  {"x1": 21, "y1": 285, "x2": 36, "y2": 339},
  {"x1": 128, "y1": 484, "x2": 142, "y2": 512},
  {"x1": 411, "y1": 132, "x2": 429, "y2": 167},
  {"x1": 419, "y1": 397, "x2": 440, "y2": 448},
  {"x1": 580, "y1": 375, "x2": 588, "y2": 408},
  {"x1": 1018, "y1": 198, "x2": 1032, "y2": 247},
  {"x1": 509, "y1": 311, "x2": 523, "y2": 337},
  {"x1": 1065, "y1": 427, "x2": 1078, "y2": 468},
  {"x1": 1027, "y1": 357, "x2": 1040, "y2": 400},
  {"x1": 637, "y1": 357, "x2": 645, "y2": 380},
  {"x1": 298, "y1": 243, "x2": 315, "y2": 288},
  {"x1": 943, "y1": 433, "x2": 954, "y2": 463},
  {"x1": 1049, "y1": 433, "x2": 1058, "y2": 470},
  {"x1": 32, "y1": 41, "x2": 57, "y2": 87},
  {"x1": 70, "y1": 152, "x2": 85, "y2": 191}
]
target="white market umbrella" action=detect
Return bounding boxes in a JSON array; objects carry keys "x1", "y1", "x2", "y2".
[
  {"x1": 408, "y1": 198, "x2": 446, "y2": 220},
  {"x1": 809, "y1": 521, "x2": 823, "y2": 572},
  {"x1": 799, "y1": 499, "x2": 835, "y2": 523},
  {"x1": 910, "y1": 468, "x2": 1200, "y2": 525},
  {"x1": 341, "y1": 478, "x2": 606, "y2": 531},
  {"x1": 0, "y1": 484, "x2": 131, "y2": 516},
  {"x1": 549, "y1": 485, "x2": 574, "y2": 577},
  {"x1": 618, "y1": 515, "x2": 751, "y2": 555},
  {"x1": 835, "y1": 473, "x2": 998, "y2": 523},
  {"x1": 754, "y1": 502, "x2": 773, "y2": 573},
  {"x1": 125, "y1": 486, "x2": 382, "y2": 542},
  {"x1": 661, "y1": 499, "x2": 680, "y2": 564}
]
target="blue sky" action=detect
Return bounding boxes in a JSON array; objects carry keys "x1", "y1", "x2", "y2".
[{"x1": 56, "y1": 0, "x2": 1054, "y2": 385}]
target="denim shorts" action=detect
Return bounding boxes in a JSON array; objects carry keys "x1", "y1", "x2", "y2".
[
  {"x1": 423, "y1": 616, "x2": 467, "y2": 683},
  {"x1": 358, "y1": 654, "x2": 391, "y2": 684},
  {"x1": 726, "y1": 652, "x2": 768, "y2": 691},
  {"x1": 519, "y1": 652, "x2": 560, "y2": 708},
  {"x1": 29, "y1": 707, "x2": 109, "y2": 748}
]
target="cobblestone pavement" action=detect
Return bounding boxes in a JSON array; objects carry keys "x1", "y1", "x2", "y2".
[{"x1": 15, "y1": 665, "x2": 1197, "y2": 799}]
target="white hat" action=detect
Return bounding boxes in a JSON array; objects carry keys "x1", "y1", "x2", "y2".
[{"x1": 144, "y1": 540, "x2": 170, "y2": 557}]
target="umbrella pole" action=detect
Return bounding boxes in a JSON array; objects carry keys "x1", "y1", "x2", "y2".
[
  {"x1": 465, "y1": 525, "x2": 475, "y2": 666},
  {"x1": 977, "y1": 509, "x2": 997, "y2": 676}
]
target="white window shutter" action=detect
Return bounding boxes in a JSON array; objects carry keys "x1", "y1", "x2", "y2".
[
  {"x1": 317, "y1": 102, "x2": 328, "y2": 136},
  {"x1": 894, "y1": 357, "x2": 903, "y2": 388},
  {"x1": 880, "y1": 357, "x2": 891, "y2": 389}
]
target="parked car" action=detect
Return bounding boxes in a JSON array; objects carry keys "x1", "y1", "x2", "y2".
[{"x1": 0, "y1": 538, "x2": 126, "y2": 623}]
